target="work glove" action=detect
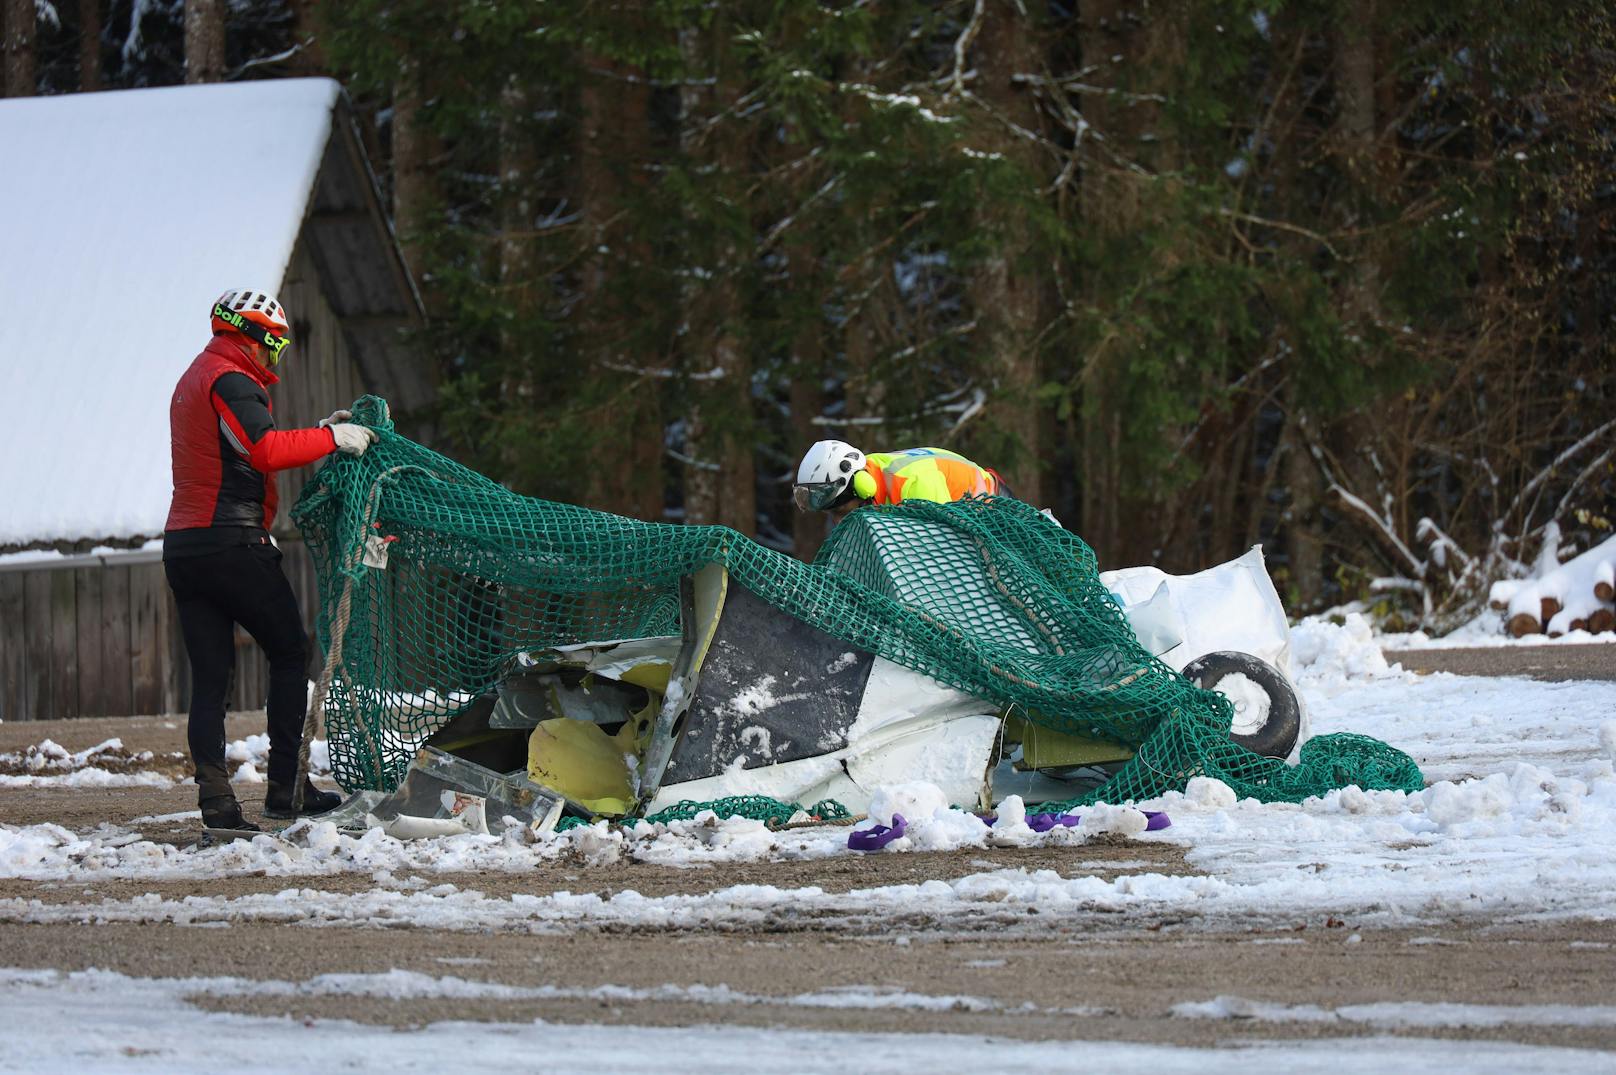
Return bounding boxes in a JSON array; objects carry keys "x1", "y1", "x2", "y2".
[
  {"x1": 317, "y1": 408, "x2": 353, "y2": 428},
  {"x1": 328, "y1": 423, "x2": 377, "y2": 456}
]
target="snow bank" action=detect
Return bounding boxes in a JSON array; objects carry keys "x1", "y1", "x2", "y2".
[{"x1": 1290, "y1": 613, "x2": 1403, "y2": 686}]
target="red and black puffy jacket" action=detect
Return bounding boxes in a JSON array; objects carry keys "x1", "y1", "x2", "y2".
[{"x1": 163, "y1": 334, "x2": 335, "y2": 555}]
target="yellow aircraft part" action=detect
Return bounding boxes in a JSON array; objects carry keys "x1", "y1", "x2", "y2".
[
  {"x1": 1008, "y1": 713, "x2": 1136, "y2": 768},
  {"x1": 613, "y1": 662, "x2": 671, "y2": 693},
  {"x1": 528, "y1": 717, "x2": 640, "y2": 816}
]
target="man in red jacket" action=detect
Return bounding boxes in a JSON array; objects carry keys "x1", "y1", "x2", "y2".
[{"x1": 164, "y1": 288, "x2": 376, "y2": 832}]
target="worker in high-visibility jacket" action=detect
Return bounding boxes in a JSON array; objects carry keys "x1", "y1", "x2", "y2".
[{"x1": 792, "y1": 440, "x2": 1007, "y2": 513}]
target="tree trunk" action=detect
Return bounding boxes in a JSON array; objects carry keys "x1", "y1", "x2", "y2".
[
  {"x1": 683, "y1": 339, "x2": 756, "y2": 534},
  {"x1": 1076, "y1": 0, "x2": 1177, "y2": 566},
  {"x1": 972, "y1": 1, "x2": 1048, "y2": 506},
  {"x1": 497, "y1": 74, "x2": 542, "y2": 470},
  {"x1": 78, "y1": 0, "x2": 100, "y2": 91},
  {"x1": 1327, "y1": 0, "x2": 1385, "y2": 530},
  {"x1": 677, "y1": 28, "x2": 754, "y2": 535},
  {"x1": 284, "y1": 0, "x2": 326, "y2": 75},
  {"x1": 3, "y1": 0, "x2": 35, "y2": 97},
  {"x1": 784, "y1": 154, "x2": 829, "y2": 554},
  {"x1": 842, "y1": 270, "x2": 885, "y2": 425},
  {"x1": 391, "y1": 59, "x2": 436, "y2": 291},
  {"x1": 1075, "y1": 0, "x2": 1122, "y2": 564},
  {"x1": 183, "y1": 0, "x2": 225, "y2": 84},
  {"x1": 579, "y1": 55, "x2": 662, "y2": 521},
  {"x1": 789, "y1": 280, "x2": 829, "y2": 560},
  {"x1": 1283, "y1": 403, "x2": 1324, "y2": 611},
  {"x1": 498, "y1": 78, "x2": 540, "y2": 311}
]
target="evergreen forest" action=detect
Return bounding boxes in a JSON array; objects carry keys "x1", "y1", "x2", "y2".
[{"x1": 6, "y1": 0, "x2": 1612, "y2": 629}]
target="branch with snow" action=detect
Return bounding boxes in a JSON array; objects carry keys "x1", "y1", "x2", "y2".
[
  {"x1": 942, "y1": 0, "x2": 984, "y2": 101},
  {"x1": 1330, "y1": 483, "x2": 1425, "y2": 580}
]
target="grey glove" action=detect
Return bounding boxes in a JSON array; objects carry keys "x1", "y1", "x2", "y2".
[
  {"x1": 329, "y1": 423, "x2": 377, "y2": 456},
  {"x1": 317, "y1": 408, "x2": 353, "y2": 429}
]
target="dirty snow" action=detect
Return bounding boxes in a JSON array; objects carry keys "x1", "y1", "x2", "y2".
[
  {"x1": 0, "y1": 738, "x2": 173, "y2": 789},
  {"x1": 1173, "y1": 995, "x2": 1616, "y2": 1029},
  {"x1": 0, "y1": 733, "x2": 329, "y2": 789},
  {"x1": 2, "y1": 968, "x2": 1605, "y2": 1074}
]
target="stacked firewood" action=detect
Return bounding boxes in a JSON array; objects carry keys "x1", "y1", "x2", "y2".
[{"x1": 1490, "y1": 537, "x2": 1616, "y2": 637}]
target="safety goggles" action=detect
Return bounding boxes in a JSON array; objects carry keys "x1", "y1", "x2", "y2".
[
  {"x1": 214, "y1": 303, "x2": 292, "y2": 366},
  {"x1": 793, "y1": 481, "x2": 844, "y2": 512}
]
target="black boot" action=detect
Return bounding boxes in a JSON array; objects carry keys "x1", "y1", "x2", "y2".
[
  {"x1": 264, "y1": 777, "x2": 341, "y2": 819},
  {"x1": 201, "y1": 795, "x2": 261, "y2": 832}
]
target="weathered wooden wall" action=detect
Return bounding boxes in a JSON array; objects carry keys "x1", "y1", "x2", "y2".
[
  {"x1": 0, "y1": 514, "x2": 330, "y2": 721},
  {"x1": 0, "y1": 238, "x2": 363, "y2": 721}
]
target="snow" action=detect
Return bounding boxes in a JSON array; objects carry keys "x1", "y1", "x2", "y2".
[
  {"x1": 1493, "y1": 533, "x2": 1616, "y2": 634},
  {"x1": 1374, "y1": 531, "x2": 1616, "y2": 647},
  {"x1": 0, "y1": 733, "x2": 327, "y2": 789},
  {"x1": 188, "y1": 968, "x2": 1000, "y2": 1013},
  {"x1": 1173, "y1": 995, "x2": 1616, "y2": 1029},
  {"x1": 0, "y1": 737, "x2": 172, "y2": 788},
  {"x1": 2, "y1": 968, "x2": 1606, "y2": 1074},
  {"x1": 1383, "y1": 608, "x2": 1616, "y2": 649},
  {"x1": 0, "y1": 537, "x2": 162, "y2": 567},
  {"x1": 0, "y1": 618, "x2": 1613, "y2": 936},
  {"x1": 1291, "y1": 612, "x2": 1393, "y2": 678},
  {"x1": 226, "y1": 732, "x2": 331, "y2": 778},
  {"x1": 0, "y1": 79, "x2": 340, "y2": 547},
  {"x1": 0, "y1": 768, "x2": 174, "y2": 790}
]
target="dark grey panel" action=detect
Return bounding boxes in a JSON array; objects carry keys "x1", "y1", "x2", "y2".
[{"x1": 663, "y1": 581, "x2": 875, "y2": 784}]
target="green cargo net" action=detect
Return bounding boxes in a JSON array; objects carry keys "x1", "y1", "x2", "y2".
[{"x1": 292, "y1": 396, "x2": 1422, "y2": 810}]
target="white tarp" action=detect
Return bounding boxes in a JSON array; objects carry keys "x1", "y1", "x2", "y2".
[
  {"x1": 1101, "y1": 545, "x2": 1294, "y2": 676},
  {"x1": 0, "y1": 79, "x2": 340, "y2": 548}
]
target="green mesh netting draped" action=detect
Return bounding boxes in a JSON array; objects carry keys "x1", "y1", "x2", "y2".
[{"x1": 292, "y1": 396, "x2": 1422, "y2": 810}]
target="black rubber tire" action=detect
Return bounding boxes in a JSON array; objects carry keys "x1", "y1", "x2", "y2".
[{"x1": 1181, "y1": 650, "x2": 1301, "y2": 759}]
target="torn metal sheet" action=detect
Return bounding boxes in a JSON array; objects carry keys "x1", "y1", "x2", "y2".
[
  {"x1": 324, "y1": 746, "x2": 564, "y2": 839},
  {"x1": 662, "y1": 581, "x2": 876, "y2": 784}
]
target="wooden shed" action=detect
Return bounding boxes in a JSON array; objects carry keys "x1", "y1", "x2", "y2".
[{"x1": 0, "y1": 79, "x2": 430, "y2": 721}]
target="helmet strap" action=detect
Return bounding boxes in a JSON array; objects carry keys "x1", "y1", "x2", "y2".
[{"x1": 213, "y1": 303, "x2": 290, "y2": 366}]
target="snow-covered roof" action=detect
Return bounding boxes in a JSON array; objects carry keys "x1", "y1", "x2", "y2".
[{"x1": 0, "y1": 79, "x2": 344, "y2": 549}]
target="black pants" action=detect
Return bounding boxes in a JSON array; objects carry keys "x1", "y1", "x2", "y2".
[{"x1": 164, "y1": 544, "x2": 309, "y2": 800}]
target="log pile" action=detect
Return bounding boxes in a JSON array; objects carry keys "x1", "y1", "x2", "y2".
[{"x1": 1490, "y1": 536, "x2": 1616, "y2": 637}]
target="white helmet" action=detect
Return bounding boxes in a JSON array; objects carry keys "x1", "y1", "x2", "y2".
[
  {"x1": 211, "y1": 288, "x2": 292, "y2": 365},
  {"x1": 793, "y1": 440, "x2": 865, "y2": 511}
]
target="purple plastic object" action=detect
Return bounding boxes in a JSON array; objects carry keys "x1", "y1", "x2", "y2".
[
  {"x1": 979, "y1": 809, "x2": 1173, "y2": 832},
  {"x1": 848, "y1": 813, "x2": 908, "y2": 851},
  {"x1": 850, "y1": 809, "x2": 1170, "y2": 850}
]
